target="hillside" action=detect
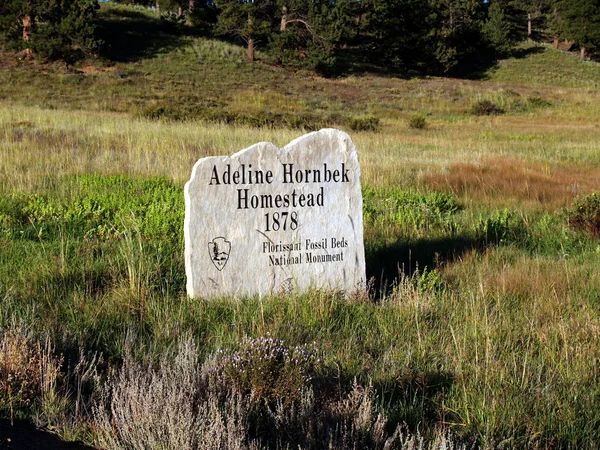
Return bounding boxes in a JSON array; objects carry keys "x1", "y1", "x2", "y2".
[{"x1": 1, "y1": 5, "x2": 600, "y2": 131}]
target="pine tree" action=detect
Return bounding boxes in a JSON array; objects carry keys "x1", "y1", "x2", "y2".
[
  {"x1": 510, "y1": 0, "x2": 550, "y2": 41},
  {"x1": 215, "y1": 0, "x2": 277, "y2": 62},
  {"x1": 270, "y1": 0, "x2": 339, "y2": 74},
  {"x1": 0, "y1": 0, "x2": 102, "y2": 60},
  {"x1": 555, "y1": 0, "x2": 600, "y2": 59},
  {"x1": 429, "y1": 0, "x2": 483, "y2": 72},
  {"x1": 483, "y1": 1, "x2": 514, "y2": 54}
]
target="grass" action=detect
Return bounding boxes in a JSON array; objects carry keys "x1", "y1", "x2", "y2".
[{"x1": 1, "y1": 3, "x2": 600, "y2": 448}]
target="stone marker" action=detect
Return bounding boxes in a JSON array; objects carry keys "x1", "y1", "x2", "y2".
[{"x1": 184, "y1": 128, "x2": 365, "y2": 298}]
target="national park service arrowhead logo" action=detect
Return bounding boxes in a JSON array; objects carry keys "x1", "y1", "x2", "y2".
[{"x1": 208, "y1": 237, "x2": 231, "y2": 271}]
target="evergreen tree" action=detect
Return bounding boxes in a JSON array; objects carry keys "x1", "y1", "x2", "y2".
[
  {"x1": 270, "y1": 0, "x2": 337, "y2": 75},
  {"x1": 510, "y1": 0, "x2": 550, "y2": 41},
  {"x1": 215, "y1": 0, "x2": 277, "y2": 62},
  {"x1": 428, "y1": 0, "x2": 484, "y2": 72},
  {"x1": 361, "y1": 0, "x2": 433, "y2": 72},
  {"x1": 554, "y1": 0, "x2": 600, "y2": 59},
  {"x1": 0, "y1": 0, "x2": 102, "y2": 60},
  {"x1": 483, "y1": 0, "x2": 514, "y2": 54}
]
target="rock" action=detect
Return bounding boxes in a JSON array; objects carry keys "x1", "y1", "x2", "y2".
[{"x1": 185, "y1": 128, "x2": 365, "y2": 298}]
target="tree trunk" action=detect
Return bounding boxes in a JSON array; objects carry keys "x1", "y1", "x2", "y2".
[
  {"x1": 581, "y1": 46, "x2": 586, "y2": 60},
  {"x1": 247, "y1": 11, "x2": 255, "y2": 62},
  {"x1": 527, "y1": 13, "x2": 532, "y2": 40},
  {"x1": 554, "y1": 37, "x2": 559, "y2": 49},
  {"x1": 280, "y1": 5, "x2": 287, "y2": 31},
  {"x1": 22, "y1": 14, "x2": 33, "y2": 59},
  {"x1": 247, "y1": 38, "x2": 255, "y2": 62},
  {"x1": 186, "y1": 0, "x2": 195, "y2": 24},
  {"x1": 156, "y1": 1, "x2": 160, "y2": 14}
]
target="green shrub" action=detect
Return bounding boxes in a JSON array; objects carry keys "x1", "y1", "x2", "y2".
[
  {"x1": 137, "y1": 105, "x2": 170, "y2": 120},
  {"x1": 414, "y1": 266, "x2": 444, "y2": 293},
  {"x1": 566, "y1": 192, "x2": 600, "y2": 237},
  {"x1": 349, "y1": 116, "x2": 380, "y2": 132},
  {"x1": 408, "y1": 114, "x2": 427, "y2": 129},
  {"x1": 527, "y1": 96, "x2": 552, "y2": 108},
  {"x1": 474, "y1": 209, "x2": 520, "y2": 245},
  {"x1": 471, "y1": 100, "x2": 505, "y2": 116},
  {"x1": 136, "y1": 103, "x2": 380, "y2": 133}
]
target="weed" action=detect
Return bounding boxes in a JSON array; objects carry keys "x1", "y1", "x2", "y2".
[
  {"x1": 94, "y1": 335, "x2": 256, "y2": 450},
  {"x1": 408, "y1": 114, "x2": 427, "y2": 129},
  {"x1": 414, "y1": 266, "x2": 444, "y2": 293},
  {"x1": 566, "y1": 192, "x2": 600, "y2": 237},
  {"x1": 364, "y1": 186, "x2": 459, "y2": 233},
  {"x1": 211, "y1": 334, "x2": 319, "y2": 407},
  {"x1": 471, "y1": 100, "x2": 505, "y2": 116},
  {"x1": 0, "y1": 327, "x2": 63, "y2": 426},
  {"x1": 349, "y1": 116, "x2": 380, "y2": 132},
  {"x1": 473, "y1": 209, "x2": 517, "y2": 245},
  {"x1": 93, "y1": 335, "x2": 411, "y2": 449},
  {"x1": 527, "y1": 95, "x2": 552, "y2": 108}
]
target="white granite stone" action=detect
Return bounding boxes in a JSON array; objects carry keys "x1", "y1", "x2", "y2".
[{"x1": 184, "y1": 128, "x2": 365, "y2": 298}]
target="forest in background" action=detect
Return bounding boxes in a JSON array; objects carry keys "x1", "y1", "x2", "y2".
[{"x1": 1, "y1": 0, "x2": 600, "y2": 76}]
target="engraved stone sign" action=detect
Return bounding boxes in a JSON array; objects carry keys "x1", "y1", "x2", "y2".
[{"x1": 184, "y1": 128, "x2": 365, "y2": 298}]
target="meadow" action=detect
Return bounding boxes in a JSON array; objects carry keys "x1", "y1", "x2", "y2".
[{"x1": 1, "y1": 4, "x2": 600, "y2": 449}]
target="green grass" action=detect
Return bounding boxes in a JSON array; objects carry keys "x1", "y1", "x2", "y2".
[
  {"x1": 485, "y1": 41, "x2": 600, "y2": 89},
  {"x1": 2, "y1": 3, "x2": 600, "y2": 448}
]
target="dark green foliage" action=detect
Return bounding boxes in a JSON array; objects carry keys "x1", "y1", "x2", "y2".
[
  {"x1": 215, "y1": 0, "x2": 277, "y2": 60},
  {"x1": 566, "y1": 192, "x2": 600, "y2": 237},
  {"x1": 483, "y1": 1, "x2": 514, "y2": 54},
  {"x1": 429, "y1": 0, "x2": 485, "y2": 73},
  {"x1": 0, "y1": 0, "x2": 26, "y2": 50},
  {"x1": 0, "y1": 0, "x2": 102, "y2": 60},
  {"x1": 510, "y1": 0, "x2": 551, "y2": 41},
  {"x1": 362, "y1": 0, "x2": 433, "y2": 72},
  {"x1": 554, "y1": 0, "x2": 600, "y2": 55},
  {"x1": 349, "y1": 116, "x2": 380, "y2": 132},
  {"x1": 188, "y1": 1, "x2": 219, "y2": 31},
  {"x1": 33, "y1": 0, "x2": 102, "y2": 60},
  {"x1": 269, "y1": 26, "x2": 337, "y2": 75},
  {"x1": 136, "y1": 103, "x2": 380, "y2": 132},
  {"x1": 471, "y1": 99, "x2": 505, "y2": 115}
]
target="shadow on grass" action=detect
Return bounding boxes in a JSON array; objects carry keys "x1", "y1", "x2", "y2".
[
  {"x1": 96, "y1": 8, "x2": 200, "y2": 62},
  {"x1": 312, "y1": 368, "x2": 455, "y2": 435},
  {"x1": 377, "y1": 370, "x2": 455, "y2": 430},
  {"x1": 449, "y1": 45, "x2": 546, "y2": 80},
  {"x1": 366, "y1": 235, "x2": 479, "y2": 294}
]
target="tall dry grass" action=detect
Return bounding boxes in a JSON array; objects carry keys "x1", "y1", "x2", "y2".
[{"x1": 2, "y1": 104, "x2": 600, "y2": 196}]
